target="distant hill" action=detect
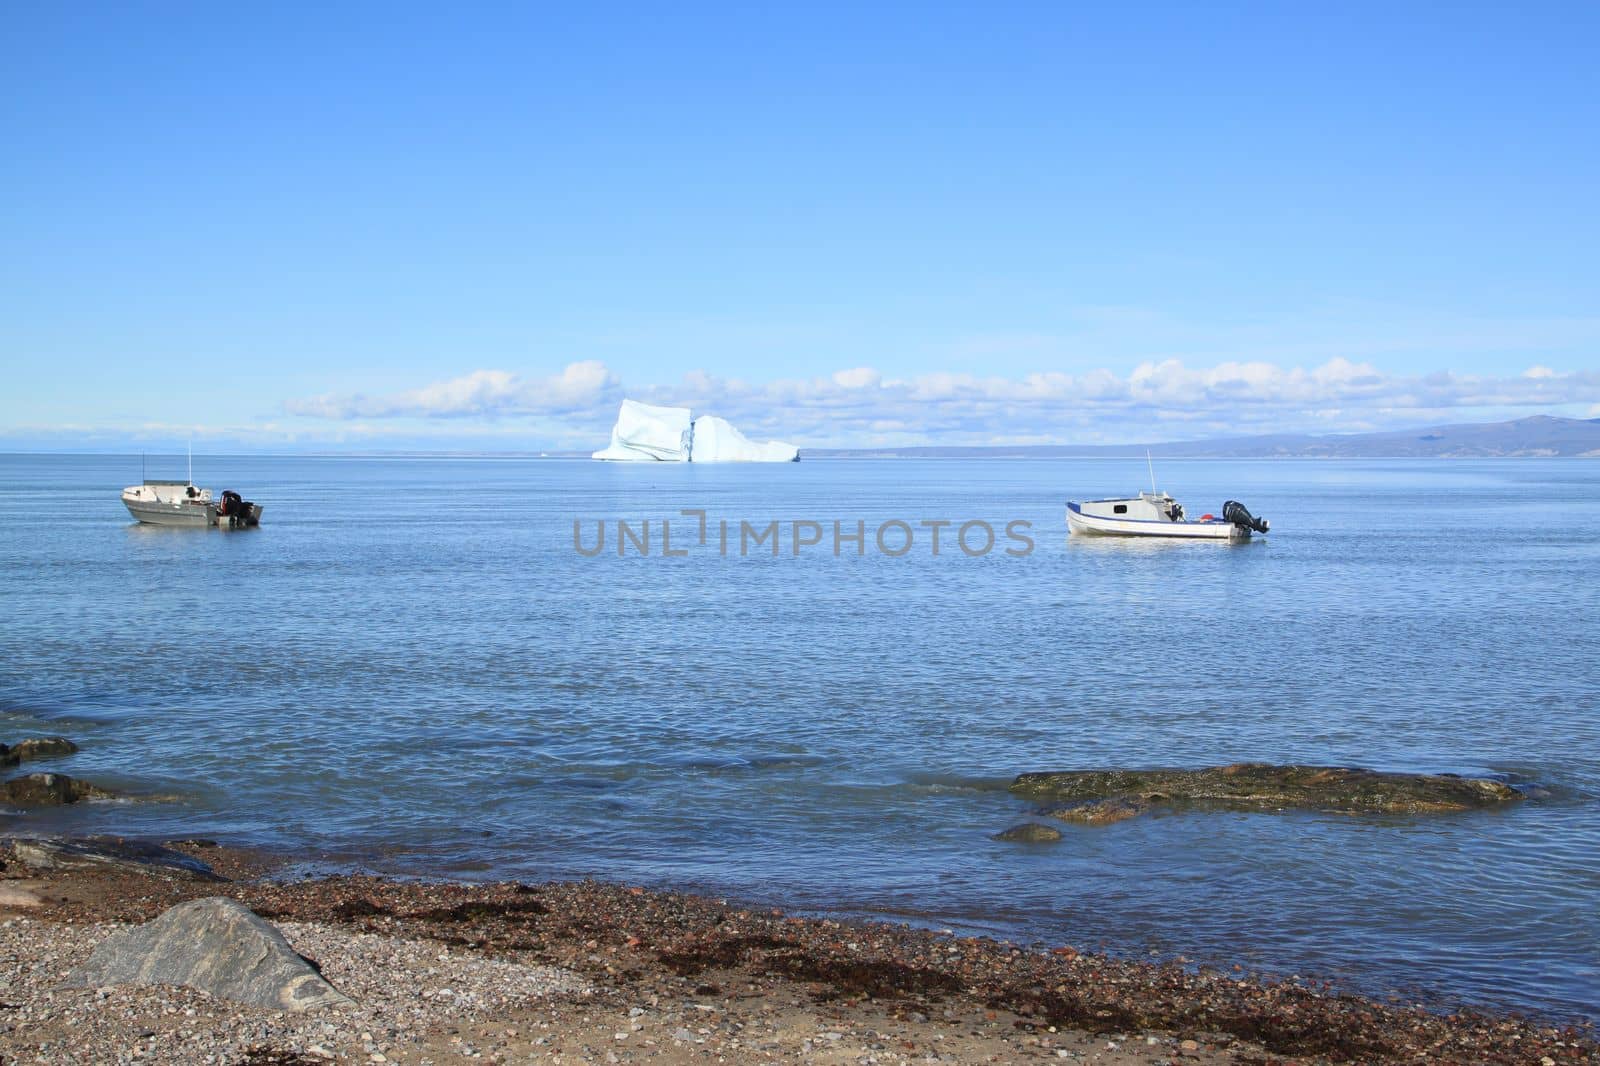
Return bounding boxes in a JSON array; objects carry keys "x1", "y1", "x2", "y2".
[{"x1": 803, "y1": 415, "x2": 1600, "y2": 459}]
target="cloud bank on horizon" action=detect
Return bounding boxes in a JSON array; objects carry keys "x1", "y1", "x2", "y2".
[
  {"x1": 10, "y1": 356, "x2": 1598, "y2": 453},
  {"x1": 251, "y1": 358, "x2": 1600, "y2": 452}
]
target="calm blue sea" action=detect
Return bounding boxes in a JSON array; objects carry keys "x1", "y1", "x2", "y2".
[{"x1": 2, "y1": 454, "x2": 1597, "y2": 1019}]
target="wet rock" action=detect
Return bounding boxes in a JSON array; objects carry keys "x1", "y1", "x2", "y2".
[
  {"x1": 1012, "y1": 763, "x2": 1524, "y2": 821},
  {"x1": 62, "y1": 897, "x2": 353, "y2": 1011},
  {"x1": 2, "y1": 772, "x2": 115, "y2": 806},
  {"x1": 2, "y1": 737, "x2": 79, "y2": 764},
  {"x1": 1040, "y1": 798, "x2": 1149, "y2": 826},
  {"x1": 8, "y1": 836, "x2": 225, "y2": 881},
  {"x1": 993, "y1": 823, "x2": 1063, "y2": 843}
]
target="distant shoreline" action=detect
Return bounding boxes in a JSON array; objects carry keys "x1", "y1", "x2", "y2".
[
  {"x1": 4, "y1": 450, "x2": 1599, "y2": 460},
  {"x1": 4, "y1": 413, "x2": 1599, "y2": 459}
]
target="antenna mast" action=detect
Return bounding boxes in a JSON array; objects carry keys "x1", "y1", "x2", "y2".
[
  {"x1": 187, "y1": 439, "x2": 193, "y2": 485},
  {"x1": 1147, "y1": 449, "x2": 1157, "y2": 494}
]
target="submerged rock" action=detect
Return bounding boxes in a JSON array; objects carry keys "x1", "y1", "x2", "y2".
[
  {"x1": 2, "y1": 772, "x2": 115, "y2": 806},
  {"x1": 1040, "y1": 797, "x2": 1150, "y2": 826},
  {"x1": 62, "y1": 897, "x2": 352, "y2": 1010},
  {"x1": 993, "y1": 823, "x2": 1063, "y2": 843},
  {"x1": 1, "y1": 737, "x2": 80, "y2": 766},
  {"x1": 1013, "y1": 763, "x2": 1523, "y2": 824},
  {"x1": 8, "y1": 836, "x2": 224, "y2": 881}
]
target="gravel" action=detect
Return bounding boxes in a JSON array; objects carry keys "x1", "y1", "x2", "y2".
[
  {"x1": 0, "y1": 915, "x2": 587, "y2": 1064},
  {"x1": 1, "y1": 845, "x2": 1595, "y2": 1065}
]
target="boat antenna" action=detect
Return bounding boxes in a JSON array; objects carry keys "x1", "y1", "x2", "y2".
[
  {"x1": 1147, "y1": 449, "x2": 1157, "y2": 494},
  {"x1": 187, "y1": 438, "x2": 192, "y2": 485}
]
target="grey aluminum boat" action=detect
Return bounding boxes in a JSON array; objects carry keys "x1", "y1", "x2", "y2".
[
  {"x1": 121, "y1": 479, "x2": 217, "y2": 526},
  {"x1": 122, "y1": 461, "x2": 262, "y2": 528}
]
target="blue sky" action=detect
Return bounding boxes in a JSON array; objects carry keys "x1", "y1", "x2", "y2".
[{"x1": 4, "y1": 2, "x2": 1598, "y2": 450}]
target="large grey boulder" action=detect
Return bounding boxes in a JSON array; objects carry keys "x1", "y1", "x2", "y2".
[
  {"x1": 63, "y1": 897, "x2": 352, "y2": 1011},
  {"x1": 9, "y1": 836, "x2": 224, "y2": 881}
]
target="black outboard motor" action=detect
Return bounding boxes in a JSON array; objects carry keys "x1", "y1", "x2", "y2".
[
  {"x1": 217, "y1": 490, "x2": 260, "y2": 527},
  {"x1": 1222, "y1": 500, "x2": 1270, "y2": 534}
]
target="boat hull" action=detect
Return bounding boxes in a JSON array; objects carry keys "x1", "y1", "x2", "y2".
[
  {"x1": 123, "y1": 498, "x2": 215, "y2": 527},
  {"x1": 1066, "y1": 502, "x2": 1249, "y2": 540}
]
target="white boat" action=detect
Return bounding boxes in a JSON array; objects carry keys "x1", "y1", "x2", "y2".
[
  {"x1": 121, "y1": 478, "x2": 216, "y2": 527},
  {"x1": 121, "y1": 450, "x2": 262, "y2": 528},
  {"x1": 121, "y1": 480, "x2": 263, "y2": 528},
  {"x1": 1066, "y1": 491, "x2": 1269, "y2": 541}
]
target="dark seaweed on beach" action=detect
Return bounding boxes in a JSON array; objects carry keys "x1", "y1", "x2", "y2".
[{"x1": 29, "y1": 856, "x2": 1595, "y2": 1065}]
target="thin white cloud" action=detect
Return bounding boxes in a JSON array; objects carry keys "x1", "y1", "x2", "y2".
[
  {"x1": 285, "y1": 361, "x2": 619, "y2": 419},
  {"x1": 831, "y1": 367, "x2": 882, "y2": 390}
]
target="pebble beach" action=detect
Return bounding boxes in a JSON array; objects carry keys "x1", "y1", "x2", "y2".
[{"x1": 0, "y1": 840, "x2": 1594, "y2": 1065}]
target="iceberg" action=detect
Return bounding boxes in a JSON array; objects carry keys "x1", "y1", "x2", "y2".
[
  {"x1": 591, "y1": 399, "x2": 693, "y2": 461},
  {"x1": 689, "y1": 415, "x2": 799, "y2": 463},
  {"x1": 591, "y1": 401, "x2": 799, "y2": 462}
]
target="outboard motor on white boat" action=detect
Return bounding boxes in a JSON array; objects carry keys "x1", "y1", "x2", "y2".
[
  {"x1": 217, "y1": 489, "x2": 262, "y2": 528},
  {"x1": 1222, "y1": 500, "x2": 1269, "y2": 534}
]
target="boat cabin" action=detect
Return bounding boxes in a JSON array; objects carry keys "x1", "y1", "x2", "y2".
[
  {"x1": 122, "y1": 479, "x2": 212, "y2": 506},
  {"x1": 1074, "y1": 491, "x2": 1185, "y2": 524}
]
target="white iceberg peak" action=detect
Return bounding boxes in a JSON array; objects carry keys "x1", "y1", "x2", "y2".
[
  {"x1": 689, "y1": 415, "x2": 799, "y2": 463},
  {"x1": 591, "y1": 399, "x2": 693, "y2": 462},
  {"x1": 591, "y1": 400, "x2": 798, "y2": 462}
]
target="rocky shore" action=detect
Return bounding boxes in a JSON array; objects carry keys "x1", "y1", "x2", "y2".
[
  {"x1": 1, "y1": 740, "x2": 1594, "y2": 1064},
  {"x1": 0, "y1": 840, "x2": 1592, "y2": 1065}
]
